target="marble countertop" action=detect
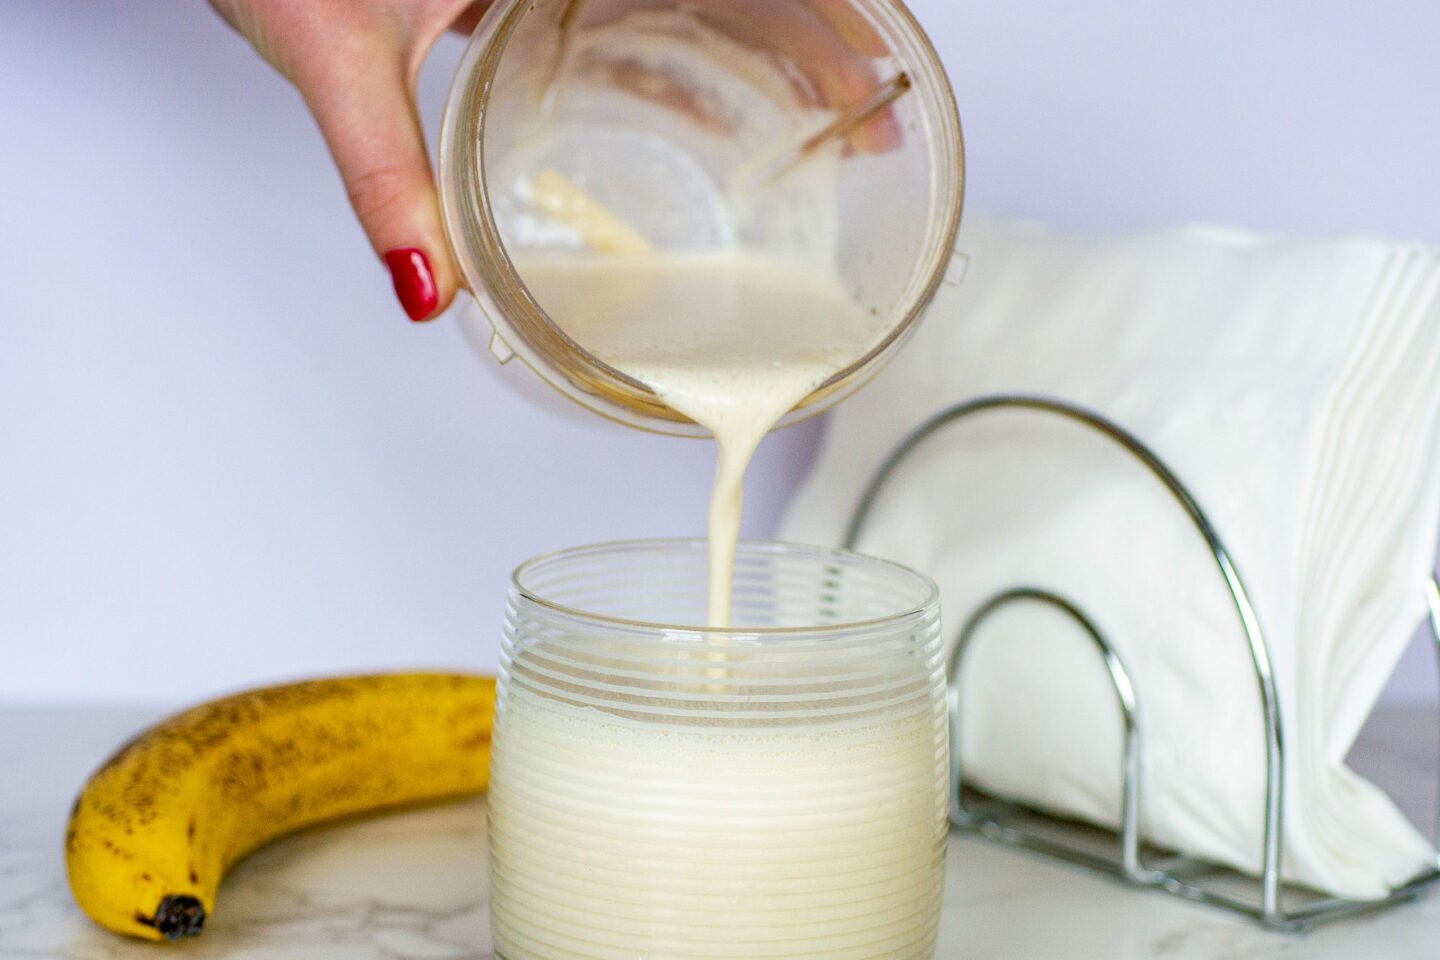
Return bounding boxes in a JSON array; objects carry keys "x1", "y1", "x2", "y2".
[{"x1": 3, "y1": 704, "x2": 1438, "y2": 959}]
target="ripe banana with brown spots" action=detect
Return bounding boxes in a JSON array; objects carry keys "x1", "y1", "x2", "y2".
[{"x1": 65, "y1": 672, "x2": 496, "y2": 941}]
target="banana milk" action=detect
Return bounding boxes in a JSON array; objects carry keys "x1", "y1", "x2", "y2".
[
  {"x1": 517, "y1": 251, "x2": 883, "y2": 626},
  {"x1": 489, "y1": 251, "x2": 945, "y2": 958}
]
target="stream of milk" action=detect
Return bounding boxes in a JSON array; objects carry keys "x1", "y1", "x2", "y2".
[{"x1": 516, "y1": 252, "x2": 880, "y2": 626}]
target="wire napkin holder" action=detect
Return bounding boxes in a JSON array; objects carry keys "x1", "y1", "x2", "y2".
[{"x1": 840, "y1": 394, "x2": 1440, "y2": 931}]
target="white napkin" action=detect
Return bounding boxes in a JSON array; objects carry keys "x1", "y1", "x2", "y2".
[{"x1": 782, "y1": 217, "x2": 1440, "y2": 898}]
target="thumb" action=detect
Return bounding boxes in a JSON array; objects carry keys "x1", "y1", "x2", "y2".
[{"x1": 302, "y1": 45, "x2": 457, "y2": 323}]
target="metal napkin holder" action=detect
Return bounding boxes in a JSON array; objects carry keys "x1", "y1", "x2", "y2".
[{"x1": 841, "y1": 394, "x2": 1440, "y2": 931}]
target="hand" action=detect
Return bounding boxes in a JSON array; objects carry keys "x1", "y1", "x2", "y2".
[
  {"x1": 209, "y1": 0, "x2": 485, "y2": 322},
  {"x1": 568, "y1": 0, "x2": 900, "y2": 153},
  {"x1": 209, "y1": 0, "x2": 895, "y2": 323}
]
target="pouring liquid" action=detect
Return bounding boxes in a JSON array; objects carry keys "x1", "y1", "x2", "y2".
[{"x1": 516, "y1": 252, "x2": 878, "y2": 626}]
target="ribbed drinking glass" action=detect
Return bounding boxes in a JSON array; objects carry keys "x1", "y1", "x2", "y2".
[{"x1": 489, "y1": 539, "x2": 948, "y2": 960}]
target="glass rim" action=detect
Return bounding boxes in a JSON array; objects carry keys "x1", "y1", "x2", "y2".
[{"x1": 510, "y1": 538, "x2": 940, "y2": 637}]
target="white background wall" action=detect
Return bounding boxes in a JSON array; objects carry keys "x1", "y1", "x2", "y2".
[{"x1": 2, "y1": 1, "x2": 1437, "y2": 705}]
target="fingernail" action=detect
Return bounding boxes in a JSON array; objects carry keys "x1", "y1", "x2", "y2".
[
  {"x1": 384, "y1": 248, "x2": 439, "y2": 322},
  {"x1": 853, "y1": 111, "x2": 903, "y2": 154}
]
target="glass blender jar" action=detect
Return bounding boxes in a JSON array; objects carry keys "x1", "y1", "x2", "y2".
[{"x1": 439, "y1": 0, "x2": 964, "y2": 435}]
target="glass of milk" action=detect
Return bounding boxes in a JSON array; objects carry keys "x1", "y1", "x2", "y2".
[
  {"x1": 440, "y1": 0, "x2": 965, "y2": 435},
  {"x1": 489, "y1": 539, "x2": 948, "y2": 959}
]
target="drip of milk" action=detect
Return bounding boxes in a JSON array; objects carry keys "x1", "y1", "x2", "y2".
[{"x1": 515, "y1": 252, "x2": 881, "y2": 626}]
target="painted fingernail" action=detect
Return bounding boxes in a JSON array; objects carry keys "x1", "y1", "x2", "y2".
[{"x1": 384, "y1": 248, "x2": 439, "y2": 322}]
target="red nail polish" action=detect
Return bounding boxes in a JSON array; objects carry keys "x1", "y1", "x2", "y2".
[{"x1": 384, "y1": 248, "x2": 439, "y2": 322}]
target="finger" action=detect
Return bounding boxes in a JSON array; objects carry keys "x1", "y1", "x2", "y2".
[
  {"x1": 697, "y1": 1, "x2": 900, "y2": 153},
  {"x1": 449, "y1": 1, "x2": 496, "y2": 36},
  {"x1": 300, "y1": 40, "x2": 456, "y2": 322},
  {"x1": 805, "y1": 0, "x2": 890, "y2": 57}
]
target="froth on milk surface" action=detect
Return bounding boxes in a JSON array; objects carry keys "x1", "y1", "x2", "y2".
[{"x1": 516, "y1": 252, "x2": 884, "y2": 627}]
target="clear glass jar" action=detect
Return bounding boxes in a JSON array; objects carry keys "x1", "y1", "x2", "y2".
[
  {"x1": 489, "y1": 539, "x2": 948, "y2": 959},
  {"x1": 439, "y1": 0, "x2": 965, "y2": 435}
]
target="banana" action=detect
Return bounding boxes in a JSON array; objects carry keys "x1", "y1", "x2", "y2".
[{"x1": 65, "y1": 672, "x2": 495, "y2": 942}]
